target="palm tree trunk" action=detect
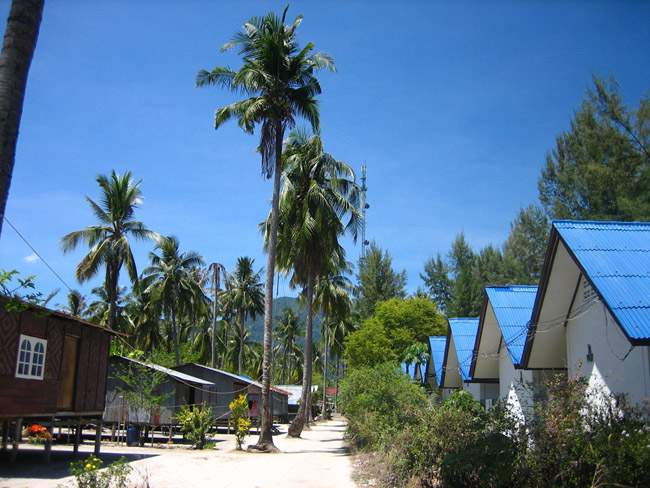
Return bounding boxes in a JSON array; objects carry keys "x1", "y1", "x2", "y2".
[
  {"x1": 211, "y1": 269, "x2": 217, "y2": 368},
  {"x1": 0, "y1": 0, "x2": 44, "y2": 238},
  {"x1": 288, "y1": 273, "x2": 314, "y2": 437},
  {"x1": 256, "y1": 126, "x2": 283, "y2": 451},
  {"x1": 238, "y1": 310, "x2": 245, "y2": 375},
  {"x1": 322, "y1": 316, "x2": 328, "y2": 417},
  {"x1": 172, "y1": 314, "x2": 179, "y2": 366}
]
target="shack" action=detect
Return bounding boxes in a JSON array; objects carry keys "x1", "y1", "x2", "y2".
[
  {"x1": 0, "y1": 297, "x2": 115, "y2": 463},
  {"x1": 103, "y1": 356, "x2": 215, "y2": 432},
  {"x1": 173, "y1": 364, "x2": 290, "y2": 423}
]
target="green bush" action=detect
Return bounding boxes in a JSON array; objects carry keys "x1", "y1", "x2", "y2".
[
  {"x1": 175, "y1": 402, "x2": 215, "y2": 450},
  {"x1": 68, "y1": 455, "x2": 131, "y2": 488},
  {"x1": 340, "y1": 362, "x2": 429, "y2": 450},
  {"x1": 354, "y1": 373, "x2": 650, "y2": 488},
  {"x1": 229, "y1": 393, "x2": 251, "y2": 450}
]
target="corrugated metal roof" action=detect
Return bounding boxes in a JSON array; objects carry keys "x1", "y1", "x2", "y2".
[
  {"x1": 401, "y1": 362, "x2": 422, "y2": 381},
  {"x1": 428, "y1": 336, "x2": 447, "y2": 386},
  {"x1": 448, "y1": 318, "x2": 479, "y2": 382},
  {"x1": 117, "y1": 356, "x2": 215, "y2": 386},
  {"x1": 555, "y1": 220, "x2": 650, "y2": 341},
  {"x1": 485, "y1": 286, "x2": 537, "y2": 365}
]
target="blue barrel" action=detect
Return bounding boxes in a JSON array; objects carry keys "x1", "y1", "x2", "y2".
[{"x1": 126, "y1": 425, "x2": 140, "y2": 446}]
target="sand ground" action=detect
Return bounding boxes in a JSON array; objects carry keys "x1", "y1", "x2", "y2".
[{"x1": 0, "y1": 419, "x2": 356, "y2": 488}]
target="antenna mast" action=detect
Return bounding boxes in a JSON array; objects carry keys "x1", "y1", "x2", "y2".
[{"x1": 360, "y1": 164, "x2": 369, "y2": 258}]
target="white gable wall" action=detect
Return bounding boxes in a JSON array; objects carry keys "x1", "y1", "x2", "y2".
[
  {"x1": 499, "y1": 352, "x2": 534, "y2": 423},
  {"x1": 566, "y1": 275, "x2": 650, "y2": 405}
]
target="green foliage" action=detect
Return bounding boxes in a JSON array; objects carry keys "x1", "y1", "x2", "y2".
[
  {"x1": 68, "y1": 455, "x2": 131, "y2": 488},
  {"x1": 502, "y1": 205, "x2": 549, "y2": 284},
  {"x1": 345, "y1": 297, "x2": 446, "y2": 368},
  {"x1": 175, "y1": 402, "x2": 215, "y2": 450},
  {"x1": 229, "y1": 394, "x2": 251, "y2": 450},
  {"x1": 340, "y1": 362, "x2": 429, "y2": 450},
  {"x1": 447, "y1": 233, "x2": 483, "y2": 317},
  {"x1": 539, "y1": 75, "x2": 650, "y2": 221},
  {"x1": 1, "y1": 269, "x2": 56, "y2": 310},
  {"x1": 354, "y1": 242, "x2": 407, "y2": 320},
  {"x1": 420, "y1": 254, "x2": 452, "y2": 313},
  {"x1": 353, "y1": 374, "x2": 650, "y2": 488}
]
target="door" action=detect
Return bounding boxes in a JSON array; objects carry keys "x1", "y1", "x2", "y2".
[{"x1": 57, "y1": 335, "x2": 79, "y2": 410}]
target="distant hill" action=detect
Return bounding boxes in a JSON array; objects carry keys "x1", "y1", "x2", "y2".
[{"x1": 246, "y1": 296, "x2": 323, "y2": 345}]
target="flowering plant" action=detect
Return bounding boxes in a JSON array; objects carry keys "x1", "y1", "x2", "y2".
[{"x1": 22, "y1": 424, "x2": 52, "y2": 444}]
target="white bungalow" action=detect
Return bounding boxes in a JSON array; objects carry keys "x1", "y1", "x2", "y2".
[
  {"x1": 521, "y1": 220, "x2": 650, "y2": 406},
  {"x1": 470, "y1": 286, "x2": 537, "y2": 418},
  {"x1": 441, "y1": 318, "x2": 498, "y2": 404}
]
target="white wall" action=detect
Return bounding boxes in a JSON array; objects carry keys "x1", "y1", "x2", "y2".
[{"x1": 566, "y1": 278, "x2": 650, "y2": 406}]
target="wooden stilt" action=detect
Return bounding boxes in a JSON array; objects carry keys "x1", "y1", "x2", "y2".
[
  {"x1": 94, "y1": 421, "x2": 102, "y2": 455},
  {"x1": 73, "y1": 420, "x2": 81, "y2": 459},
  {"x1": 43, "y1": 417, "x2": 54, "y2": 464},
  {"x1": 10, "y1": 417, "x2": 23, "y2": 466},
  {"x1": 2, "y1": 421, "x2": 9, "y2": 452}
]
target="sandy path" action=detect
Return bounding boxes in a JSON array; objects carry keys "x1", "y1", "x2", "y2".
[{"x1": 0, "y1": 419, "x2": 356, "y2": 488}]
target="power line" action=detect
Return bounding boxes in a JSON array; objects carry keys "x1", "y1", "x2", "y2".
[{"x1": 3, "y1": 216, "x2": 73, "y2": 293}]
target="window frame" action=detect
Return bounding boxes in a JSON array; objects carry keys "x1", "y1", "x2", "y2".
[{"x1": 15, "y1": 334, "x2": 48, "y2": 380}]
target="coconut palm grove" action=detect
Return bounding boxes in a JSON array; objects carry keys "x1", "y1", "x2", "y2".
[{"x1": 1, "y1": 2, "x2": 650, "y2": 487}]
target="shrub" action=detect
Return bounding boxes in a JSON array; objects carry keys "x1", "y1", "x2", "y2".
[
  {"x1": 229, "y1": 394, "x2": 251, "y2": 450},
  {"x1": 68, "y1": 455, "x2": 131, "y2": 488},
  {"x1": 340, "y1": 362, "x2": 429, "y2": 451},
  {"x1": 175, "y1": 402, "x2": 215, "y2": 449}
]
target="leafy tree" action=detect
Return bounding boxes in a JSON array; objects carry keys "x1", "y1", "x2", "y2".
[
  {"x1": 447, "y1": 233, "x2": 482, "y2": 317},
  {"x1": 229, "y1": 393, "x2": 251, "y2": 450},
  {"x1": 474, "y1": 244, "x2": 505, "y2": 290},
  {"x1": 140, "y1": 235, "x2": 206, "y2": 366},
  {"x1": 0, "y1": 0, "x2": 44, "y2": 238},
  {"x1": 196, "y1": 6, "x2": 335, "y2": 450},
  {"x1": 420, "y1": 253, "x2": 452, "y2": 313},
  {"x1": 539, "y1": 76, "x2": 650, "y2": 221},
  {"x1": 354, "y1": 242, "x2": 407, "y2": 320},
  {"x1": 113, "y1": 360, "x2": 171, "y2": 447},
  {"x1": 60, "y1": 170, "x2": 160, "y2": 331},
  {"x1": 220, "y1": 257, "x2": 264, "y2": 375},
  {"x1": 502, "y1": 204, "x2": 549, "y2": 284},
  {"x1": 346, "y1": 297, "x2": 446, "y2": 368},
  {"x1": 176, "y1": 402, "x2": 215, "y2": 450}
]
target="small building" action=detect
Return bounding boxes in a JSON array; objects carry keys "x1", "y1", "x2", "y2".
[
  {"x1": 0, "y1": 297, "x2": 115, "y2": 462},
  {"x1": 425, "y1": 336, "x2": 450, "y2": 400},
  {"x1": 471, "y1": 286, "x2": 537, "y2": 417},
  {"x1": 441, "y1": 317, "x2": 498, "y2": 405},
  {"x1": 173, "y1": 364, "x2": 290, "y2": 423},
  {"x1": 521, "y1": 220, "x2": 650, "y2": 406},
  {"x1": 104, "y1": 356, "x2": 215, "y2": 427}
]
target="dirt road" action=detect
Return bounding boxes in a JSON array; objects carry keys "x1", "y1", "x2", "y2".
[{"x1": 1, "y1": 419, "x2": 356, "y2": 488}]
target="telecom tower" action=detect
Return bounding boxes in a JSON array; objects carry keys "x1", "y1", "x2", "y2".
[{"x1": 360, "y1": 164, "x2": 369, "y2": 258}]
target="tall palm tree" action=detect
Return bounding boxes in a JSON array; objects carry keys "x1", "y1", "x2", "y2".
[
  {"x1": 0, "y1": 0, "x2": 44, "y2": 238},
  {"x1": 60, "y1": 170, "x2": 160, "y2": 330},
  {"x1": 274, "y1": 306, "x2": 305, "y2": 384},
  {"x1": 196, "y1": 6, "x2": 335, "y2": 449},
  {"x1": 220, "y1": 257, "x2": 264, "y2": 375},
  {"x1": 200, "y1": 262, "x2": 227, "y2": 368},
  {"x1": 265, "y1": 128, "x2": 361, "y2": 437},
  {"x1": 140, "y1": 235, "x2": 206, "y2": 366},
  {"x1": 314, "y1": 265, "x2": 354, "y2": 414}
]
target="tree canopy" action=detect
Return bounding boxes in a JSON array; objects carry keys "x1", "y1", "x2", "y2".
[{"x1": 539, "y1": 76, "x2": 650, "y2": 221}]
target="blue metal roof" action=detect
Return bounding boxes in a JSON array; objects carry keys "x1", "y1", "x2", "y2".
[
  {"x1": 485, "y1": 286, "x2": 537, "y2": 365},
  {"x1": 401, "y1": 362, "x2": 422, "y2": 382},
  {"x1": 448, "y1": 318, "x2": 479, "y2": 382},
  {"x1": 428, "y1": 336, "x2": 447, "y2": 386},
  {"x1": 554, "y1": 220, "x2": 650, "y2": 341}
]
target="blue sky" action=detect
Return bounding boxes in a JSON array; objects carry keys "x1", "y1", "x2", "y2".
[{"x1": 1, "y1": 0, "x2": 649, "y2": 305}]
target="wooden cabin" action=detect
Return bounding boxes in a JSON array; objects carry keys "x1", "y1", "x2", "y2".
[
  {"x1": 0, "y1": 297, "x2": 115, "y2": 463},
  {"x1": 103, "y1": 356, "x2": 215, "y2": 428},
  {"x1": 173, "y1": 364, "x2": 290, "y2": 424}
]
